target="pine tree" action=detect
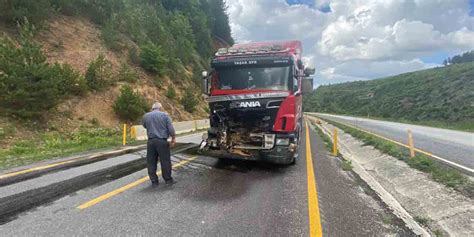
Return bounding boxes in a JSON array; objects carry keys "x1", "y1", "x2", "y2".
[
  {"x1": 209, "y1": 0, "x2": 234, "y2": 44},
  {"x1": 113, "y1": 85, "x2": 149, "y2": 122},
  {"x1": 181, "y1": 89, "x2": 198, "y2": 113},
  {"x1": 0, "y1": 19, "x2": 85, "y2": 118}
]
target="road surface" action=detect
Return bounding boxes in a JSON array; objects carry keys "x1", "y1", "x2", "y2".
[
  {"x1": 0, "y1": 126, "x2": 412, "y2": 236},
  {"x1": 313, "y1": 113, "x2": 474, "y2": 171}
]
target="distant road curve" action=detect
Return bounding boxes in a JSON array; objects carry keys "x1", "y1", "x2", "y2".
[{"x1": 309, "y1": 113, "x2": 474, "y2": 173}]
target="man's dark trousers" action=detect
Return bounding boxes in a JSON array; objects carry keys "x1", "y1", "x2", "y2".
[{"x1": 146, "y1": 138, "x2": 172, "y2": 183}]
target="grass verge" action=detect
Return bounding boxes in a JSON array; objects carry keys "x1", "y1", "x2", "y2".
[
  {"x1": 0, "y1": 126, "x2": 206, "y2": 170},
  {"x1": 310, "y1": 122, "x2": 333, "y2": 150},
  {"x1": 309, "y1": 121, "x2": 353, "y2": 172},
  {"x1": 0, "y1": 126, "x2": 124, "y2": 169},
  {"x1": 341, "y1": 159, "x2": 353, "y2": 171},
  {"x1": 315, "y1": 117, "x2": 473, "y2": 197}
]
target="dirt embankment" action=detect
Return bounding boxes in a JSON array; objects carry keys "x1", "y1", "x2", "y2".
[
  {"x1": 0, "y1": 15, "x2": 209, "y2": 147},
  {"x1": 38, "y1": 15, "x2": 207, "y2": 127}
]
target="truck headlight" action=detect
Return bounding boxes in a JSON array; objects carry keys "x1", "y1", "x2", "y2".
[
  {"x1": 264, "y1": 134, "x2": 275, "y2": 149},
  {"x1": 275, "y1": 138, "x2": 290, "y2": 146}
]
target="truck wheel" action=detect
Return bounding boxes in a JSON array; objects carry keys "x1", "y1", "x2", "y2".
[
  {"x1": 295, "y1": 125, "x2": 301, "y2": 145},
  {"x1": 289, "y1": 157, "x2": 296, "y2": 165},
  {"x1": 288, "y1": 152, "x2": 297, "y2": 165}
]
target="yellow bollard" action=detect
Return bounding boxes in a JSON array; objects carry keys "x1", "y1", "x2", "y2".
[
  {"x1": 333, "y1": 128, "x2": 338, "y2": 156},
  {"x1": 407, "y1": 129, "x2": 415, "y2": 158},
  {"x1": 122, "y1": 124, "x2": 127, "y2": 146},
  {"x1": 130, "y1": 126, "x2": 136, "y2": 140}
]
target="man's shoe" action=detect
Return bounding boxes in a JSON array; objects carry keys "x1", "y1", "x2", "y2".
[
  {"x1": 151, "y1": 182, "x2": 159, "y2": 188},
  {"x1": 165, "y1": 179, "x2": 176, "y2": 186}
]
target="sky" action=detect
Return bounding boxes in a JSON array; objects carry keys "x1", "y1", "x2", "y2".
[{"x1": 226, "y1": 0, "x2": 474, "y2": 87}]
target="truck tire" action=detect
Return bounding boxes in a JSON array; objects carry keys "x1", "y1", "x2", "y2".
[{"x1": 289, "y1": 157, "x2": 296, "y2": 165}]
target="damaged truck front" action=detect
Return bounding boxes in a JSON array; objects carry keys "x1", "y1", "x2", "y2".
[{"x1": 200, "y1": 41, "x2": 314, "y2": 165}]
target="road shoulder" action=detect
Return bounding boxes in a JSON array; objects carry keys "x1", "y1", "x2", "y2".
[
  {"x1": 311, "y1": 117, "x2": 473, "y2": 236},
  {"x1": 306, "y1": 121, "x2": 412, "y2": 236}
]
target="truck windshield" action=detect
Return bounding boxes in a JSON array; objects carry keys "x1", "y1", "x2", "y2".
[{"x1": 216, "y1": 66, "x2": 290, "y2": 90}]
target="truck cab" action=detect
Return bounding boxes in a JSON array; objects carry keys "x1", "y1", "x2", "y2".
[{"x1": 200, "y1": 40, "x2": 314, "y2": 164}]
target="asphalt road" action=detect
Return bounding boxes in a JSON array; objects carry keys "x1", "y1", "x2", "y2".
[
  {"x1": 0, "y1": 125, "x2": 411, "y2": 236},
  {"x1": 313, "y1": 113, "x2": 474, "y2": 171}
]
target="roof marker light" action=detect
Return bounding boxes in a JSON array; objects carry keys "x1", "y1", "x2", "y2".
[
  {"x1": 271, "y1": 44, "x2": 283, "y2": 51},
  {"x1": 215, "y1": 48, "x2": 228, "y2": 56}
]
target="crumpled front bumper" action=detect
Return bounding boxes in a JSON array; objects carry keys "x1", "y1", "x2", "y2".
[
  {"x1": 259, "y1": 145, "x2": 295, "y2": 164},
  {"x1": 203, "y1": 130, "x2": 297, "y2": 165}
]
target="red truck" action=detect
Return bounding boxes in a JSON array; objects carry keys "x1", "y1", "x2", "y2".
[{"x1": 200, "y1": 40, "x2": 314, "y2": 164}]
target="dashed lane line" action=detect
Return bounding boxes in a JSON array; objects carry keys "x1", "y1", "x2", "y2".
[{"x1": 77, "y1": 156, "x2": 198, "y2": 210}]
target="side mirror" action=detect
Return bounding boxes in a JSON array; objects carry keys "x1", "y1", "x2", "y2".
[
  {"x1": 297, "y1": 59, "x2": 304, "y2": 69},
  {"x1": 302, "y1": 77, "x2": 313, "y2": 94},
  {"x1": 304, "y1": 67, "x2": 315, "y2": 77},
  {"x1": 201, "y1": 71, "x2": 210, "y2": 95}
]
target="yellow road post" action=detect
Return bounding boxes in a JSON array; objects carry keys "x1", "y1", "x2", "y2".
[
  {"x1": 408, "y1": 129, "x2": 415, "y2": 157},
  {"x1": 130, "y1": 126, "x2": 136, "y2": 140},
  {"x1": 122, "y1": 124, "x2": 127, "y2": 146},
  {"x1": 333, "y1": 128, "x2": 338, "y2": 156}
]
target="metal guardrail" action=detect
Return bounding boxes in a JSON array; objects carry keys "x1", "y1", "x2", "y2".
[{"x1": 129, "y1": 119, "x2": 210, "y2": 141}]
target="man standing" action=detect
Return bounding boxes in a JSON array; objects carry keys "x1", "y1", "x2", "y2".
[{"x1": 142, "y1": 102, "x2": 176, "y2": 187}]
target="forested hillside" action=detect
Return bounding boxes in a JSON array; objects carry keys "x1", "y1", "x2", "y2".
[
  {"x1": 0, "y1": 0, "x2": 233, "y2": 121},
  {"x1": 0, "y1": 0, "x2": 233, "y2": 154},
  {"x1": 304, "y1": 62, "x2": 474, "y2": 131}
]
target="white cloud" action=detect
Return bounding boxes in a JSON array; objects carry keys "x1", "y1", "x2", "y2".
[
  {"x1": 448, "y1": 27, "x2": 474, "y2": 48},
  {"x1": 226, "y1": 0, "x2": 474, "y2": 85}
]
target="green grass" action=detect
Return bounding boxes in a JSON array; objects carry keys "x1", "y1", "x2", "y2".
[
  {"x1": 433, "y1": 229, "x2": 444, "y2": 237},
  {"x1": 310, "y1": 122, "x2": 333, "y2": 150},
  {"x1": 309, "y1": 121, "x2": 352, "y2": 172},
  {"x1": 381, "y1": 213, "x2": 395, "y2": 225},
  {"x1": 0, "y1": 126, "x2": 206, "y2": 170},
  {"x1": 316, "y1": 117, "x2": 473, "y2": 197},
  {"x1": 341, "y1": 159, "x2": 353, "y2": 171},
  {"x1": 0, "y1": 127, "x2": 124, "y2": 169},
  {"x1": 413, "y1": 216, "x2": 430, "y2": 226},
  {"x1": 304, "y1": 62, "x2": 474, "y2": 133}
]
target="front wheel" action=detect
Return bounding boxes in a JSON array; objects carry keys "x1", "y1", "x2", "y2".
[
  {"x1": 287, "y1": 150, "x2": 297, "y2": 165},
  {"x1": 289, "y1": 157, "x2": 296, "y2": 165}
]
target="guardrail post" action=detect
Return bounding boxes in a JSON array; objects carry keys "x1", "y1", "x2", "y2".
[
  {"x1": 194, "y1": 120, "x2": 198, "y2": 131},
  {"x1": 407, "y1": 129, "x2": 415, "y2": 157},
  {"x1": 122, "y1": 124, "x2": 127, "y2": 146},
  {"x1": 333, "y1": 128, "x2": 338, "y2": 156}
]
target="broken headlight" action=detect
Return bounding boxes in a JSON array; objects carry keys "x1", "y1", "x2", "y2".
[{"x1": 275, "y1": 138, "x2": 290, "y2": 146}]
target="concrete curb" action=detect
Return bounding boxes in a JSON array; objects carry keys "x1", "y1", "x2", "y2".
[
  {"x1": 305, "y1": 116, "x2": 430, "y2": 236},
  {"x1": 0, "y1": 144, "x2": 198, "y2": 224},
  {"x1": 0, "y1": 144, "x2": 147, "y2": 187},
  {"x1": 0, "y1": 132, "x2": 206, "y2": 187}
]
